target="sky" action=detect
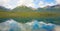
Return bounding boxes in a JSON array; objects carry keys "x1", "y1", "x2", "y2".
[{"x1": 0, "y1": 0, "x2": 60, "y2": 9}]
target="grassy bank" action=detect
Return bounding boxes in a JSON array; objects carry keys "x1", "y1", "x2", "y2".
[{"x1": 0, "y1": 11, "x2": 60, "y2": 23}]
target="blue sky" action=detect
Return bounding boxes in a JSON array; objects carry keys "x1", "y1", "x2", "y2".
[
  {"x1": 33, "y1": 0, "x2": 57, "y2": 8},
  {"x1": 0, "y1": 0, "x2": 59, "y2": 9},
  {"x1": 33, "y1": 0, "x2": 56, "y2": 4}
]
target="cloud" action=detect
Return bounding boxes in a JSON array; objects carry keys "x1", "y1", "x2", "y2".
[
  {"x1": 38, "y1": 1, "x2": 46, "y2": 8},
  {"x1": 0, "y1": 0, "x2": 38, "y2": 9},
  {"x1": 2, "y1": 0, "x2": 20, "y2": 9},
  {"x1": 38, "y1": 0, "x2": 57, "y2": 8},
  {"x1": 55, "y1": 0, "x2": 60, "y2": 4},
  {"x1": 0, "y1": 0, "x2": 9, "y2": 6},
  {"x1": 0, "y1": 0, "x2": 58, "y2": 9},
  {"x1": 19, "y1": 0, "x2": 56, "y2": 8},
  {"x1": 17, "y1": 0, "x2": 35, "y2": 8},
  {"x1": 1, "y1": 0, "x2": 35, "y2": 9},
  {"x1": 3, "y1": 4, "x2": 16, "y2": 9}
]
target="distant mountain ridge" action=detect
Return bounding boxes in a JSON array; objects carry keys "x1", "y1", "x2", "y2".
[
  {"x1": 45, "y1": 4, "x2": 60, "y2": 8},
  {"x1": 0, "y1": 6, "x2": 11, "y2": 11},
  {"x1": 0, "y1": 4, "x2": 60, "y2": 12}
]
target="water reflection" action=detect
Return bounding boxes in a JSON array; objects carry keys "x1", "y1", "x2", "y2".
[
  {"x1": 0, "y1": 19, "x2": 58, "y2": 31},
  {"x1": 8, "y1": 19, "x2": 21, "y2": 31},
  {"x1": 32, "y1": 20, "x2": 40, "y2": 31}
]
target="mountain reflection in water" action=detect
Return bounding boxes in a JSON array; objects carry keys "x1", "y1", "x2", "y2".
[{"x1": 0, "y1": 19, "x2": 59, "y2": 31}]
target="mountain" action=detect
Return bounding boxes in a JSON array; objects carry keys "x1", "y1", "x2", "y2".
[
  {"x1": 11, "y1": 6, "x2": 35, "y2": 12},
  {"x1": 0, "y1": 4, "x2": 60, "y2": 12},
  {"x1": 0, "y1": 6, "x2": 10, "y2": 11},
  {"x1": 50, "y1": 4, "x2": 60, "y2": 8},
  {"x1": 41, "y1": 4, "x2": 60, "y2": 12},
  {"x1": 44, "y1": 4, "x2": 60, "y2": 8},
  {"x1": 0, "y1": 5, "x2": 60, "y2": 24}
]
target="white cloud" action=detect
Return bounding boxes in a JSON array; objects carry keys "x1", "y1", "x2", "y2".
[
  {"x1": 0, "y1": 0, "x2": 58, "y2": 9},
  {"x1": 38, "y1": 1, "x2": 56, "y2": 8},
  {"x1": 55, "y1": 0, "x2": 60, "y2": 4},
  {"x1": 3, "y1": 4, "x2": 16, "y2": 9},
  {"x1": 2, "y1": 0, "x2": 20, "y2": 9},
  {"x1": 18, "y1": 0, "x2": 56, "y2": 8},
  {"x1": 0, "y1": 0, "x2": 9, "y2": 6},
  {"x1": 0, "y1": 0, "x2": 35, "y2": 9},
  {"x1": 38, "y1": 1, "x2": 46, "y2": 8},
  {"x1": 17, "y1": 0, "x2": 35, "y2": 8}
]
